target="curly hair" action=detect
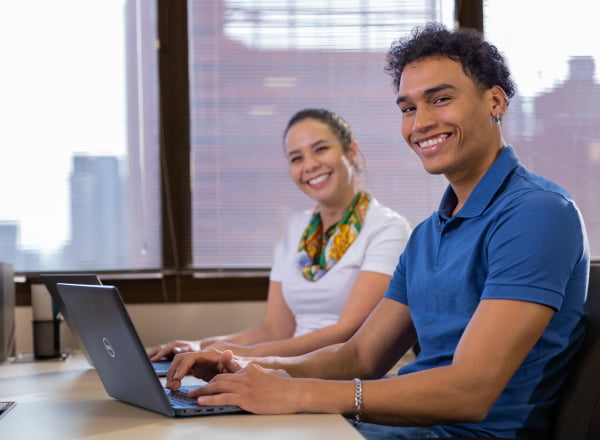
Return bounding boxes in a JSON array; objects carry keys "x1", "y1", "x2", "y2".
[
  {"x1": 385, "y1": 23, "x2": 515, "y2": 99},
  {"x1": 283, "y1": 108, "x2": 355, "y2": 153}
]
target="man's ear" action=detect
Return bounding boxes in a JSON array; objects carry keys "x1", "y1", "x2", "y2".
[{"x1": 490, "y1": 85, "x2": 509, "y2": 119}]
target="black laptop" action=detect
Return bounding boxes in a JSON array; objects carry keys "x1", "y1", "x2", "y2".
[
  {"x1": 40, "y1": 274, "x2": 102, "y2": 365},
  {"x1": 55, "y1": 283, "x2": 242, "y2": 417},
  {"x1": 40, "y1": 274, "x2": 171, "y2": 376}
]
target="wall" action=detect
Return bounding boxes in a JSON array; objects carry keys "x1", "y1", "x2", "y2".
[{"x1": 14, "y1": 301, "x2": 267, "y2": 355}]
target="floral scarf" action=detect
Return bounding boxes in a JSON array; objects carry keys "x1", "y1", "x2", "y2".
[{"x1": 296, "y1": 191, "x2": 370, "y2": 281}]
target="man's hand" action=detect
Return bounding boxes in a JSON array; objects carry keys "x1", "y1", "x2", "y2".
[
  {"x1": 165, "y1": 349, "x2": 246, "y2": 389},
  {"x1": 189, "y1": 353, "x2": 298, "y2": 414}
]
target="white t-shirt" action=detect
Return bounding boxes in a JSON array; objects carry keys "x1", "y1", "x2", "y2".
[{"x1": 270, "y1": 198, "x2": 411, "y2": 337}]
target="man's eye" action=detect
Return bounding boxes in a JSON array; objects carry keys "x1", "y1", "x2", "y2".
[
  {"x1": 433, "y1": 96, "x2": 451, "y2": 104},
  {"x1": 400, "y1": 106, "x2": 415, "y2": 114}
]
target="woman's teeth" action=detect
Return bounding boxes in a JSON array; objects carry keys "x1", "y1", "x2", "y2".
[{"x1": 308, "y1": 174, "x2": 329, "y2": 185}]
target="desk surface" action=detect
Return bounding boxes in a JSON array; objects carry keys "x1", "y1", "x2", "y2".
[{"x1": 0, "y1": 353, "x2": 364, "y2": 439}]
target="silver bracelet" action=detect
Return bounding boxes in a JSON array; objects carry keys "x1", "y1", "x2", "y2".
[{"x1": 353, "y1": 378, "x2": 362, "y2": 426}]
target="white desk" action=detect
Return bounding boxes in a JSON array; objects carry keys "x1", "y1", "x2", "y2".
[{"x1": 0, "y1": 353, "x2": 364, "y2": 439}]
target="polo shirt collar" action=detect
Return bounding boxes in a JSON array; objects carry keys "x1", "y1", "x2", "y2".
[{"x1": 438, "y1": 146, "x2": 521, "y2": 220}]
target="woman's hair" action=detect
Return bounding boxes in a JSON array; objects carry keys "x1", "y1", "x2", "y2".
[
  {"x1": 385, "y1": 22, "x2": 515, "y2": 99},
  {"x1": 283, "y1": 108, "x2": 355, "y2": 154}
]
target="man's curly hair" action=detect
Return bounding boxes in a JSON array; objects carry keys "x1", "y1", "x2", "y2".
[{"x1": 385, "y1": 23, "x2": 515, "y2": 99}]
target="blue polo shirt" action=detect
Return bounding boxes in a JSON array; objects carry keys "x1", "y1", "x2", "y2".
[{"x1": 385, "y1": 146, "x2": 589, "y2": 439}]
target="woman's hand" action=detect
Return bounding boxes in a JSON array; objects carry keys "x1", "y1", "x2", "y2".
[{"x1": 147, "y1": 339, "x2": 201, "y2": 361}]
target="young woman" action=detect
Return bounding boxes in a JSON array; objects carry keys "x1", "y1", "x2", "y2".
[{"x1": 149, "y1": 108, "x2": 410, "y2": 359}]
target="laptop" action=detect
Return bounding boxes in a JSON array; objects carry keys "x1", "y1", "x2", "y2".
[
  {"x1": 40, "y1": 274, "x2": 171, "y2": 376},
  {"x1": 55, "y1": 283, "x2": 243, "y2": 417},
  {"x1": 40, "y1": 274, "x2": 102, "y2": 365}
]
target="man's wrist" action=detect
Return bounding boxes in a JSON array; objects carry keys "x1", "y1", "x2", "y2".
[{"x1": 353, "y1": 378, "x2": 362, "y2": 425}]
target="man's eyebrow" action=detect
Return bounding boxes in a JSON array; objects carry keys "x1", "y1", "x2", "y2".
[{"x1": 395, "y1": 83, "x2": 457, "y2": 105}]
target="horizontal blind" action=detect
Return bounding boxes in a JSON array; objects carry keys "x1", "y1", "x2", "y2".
[
  {"x1": 189, "y1": 0, "x2": 453, "y2": 268},
  {"x1": 0, "y1": 0, "x2": 161, "y2": 271},
  {"x1": 485, "y1": 0, "x2": 600, "y2": 259}
]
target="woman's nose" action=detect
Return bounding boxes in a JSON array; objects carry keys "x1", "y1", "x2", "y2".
[{"x1": 303, "y1": 153, "x2": 320, "y2": 171}]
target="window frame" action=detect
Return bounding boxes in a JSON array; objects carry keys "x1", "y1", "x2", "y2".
[{"x1": 20, "y1": 0, "x2": 594, "y2": 306}]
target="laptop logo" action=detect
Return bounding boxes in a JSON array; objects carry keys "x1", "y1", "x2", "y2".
[{"x1": 102, "y1": 337, "x2": 116, "y2": 358}]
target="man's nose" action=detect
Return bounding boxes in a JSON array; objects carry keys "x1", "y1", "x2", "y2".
[{"x1": 413, "y1": 107, "x2": 435, "y2": 132}]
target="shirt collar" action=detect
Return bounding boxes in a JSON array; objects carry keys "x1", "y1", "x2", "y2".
[{"x1": 438, "y1": 146, "x2": 521, "y2": 220}]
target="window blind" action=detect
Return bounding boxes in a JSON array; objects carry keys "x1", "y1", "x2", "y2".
[
  {"x1": 189, "y1": 0, "x2": 454, "y2": 267},
  {"x1": 485, "y1": 0, "x2": 600, "y2": 259}
]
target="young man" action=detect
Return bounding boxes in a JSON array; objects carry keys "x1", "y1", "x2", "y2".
[{"x1": 166, "y1": 24, "x2": 589, "y2": 439}]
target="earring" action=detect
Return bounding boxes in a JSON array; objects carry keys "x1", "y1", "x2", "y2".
[{"x1": 491, "y1": 113, "x2": 502, "y2": 123}]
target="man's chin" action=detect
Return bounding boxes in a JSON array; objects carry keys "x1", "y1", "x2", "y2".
[{"x1": 421, "y1": 164, "x2": 445, "y2": 176}]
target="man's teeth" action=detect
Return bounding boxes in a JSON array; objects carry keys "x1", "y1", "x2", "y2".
[
  {"x1": 419, "y1": 135, "x2": 447, "y2": 149},
  {"x1": 309, "y1": 174, "x2": 329, "y2": 185}
]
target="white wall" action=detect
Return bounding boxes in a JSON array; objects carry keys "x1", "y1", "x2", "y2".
[{"x1": 14, "y1": 301, "x2": 267, "y2": 355}]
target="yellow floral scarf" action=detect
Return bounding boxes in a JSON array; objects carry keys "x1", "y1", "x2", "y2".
[{"x1": 296, "y1": 192, "x2": 370, "y2": 281}]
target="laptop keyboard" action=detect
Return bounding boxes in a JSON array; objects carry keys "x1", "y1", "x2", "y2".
[{"x1": 166, "y1": 385, "x2": 200, "y2": 408}]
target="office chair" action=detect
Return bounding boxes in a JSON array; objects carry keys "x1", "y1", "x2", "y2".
[
  {"x1": 552, "y1": 263, "x2": 600, "y2": 439},
  {"x1": 420, "y1": 264, "x2": 600, "y2": 440}
]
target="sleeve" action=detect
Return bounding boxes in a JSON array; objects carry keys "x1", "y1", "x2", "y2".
[
  {"x1": 360, "y1": 205, "x2": 411, "y2": 276},
  {"x1": 384, "y1": 245, "x2": 410, "y2": 304},
  {"x1": 269, "y1": 211, "x2": 307, "y2": 282},
  {"x1": 482, "y1": 190, "x2": 586, "y2": 310},
  {"x1": 269, "y1": 236, "x2": 286, "y2": 282}
]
